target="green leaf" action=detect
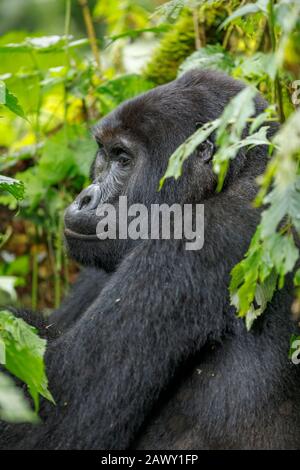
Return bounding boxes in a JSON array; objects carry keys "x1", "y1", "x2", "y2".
[
  {"x1": 178, "y1": 45, "x2": 235, "y2": 75},
  {"x1": 152, "y1": 0, "x2": 186, "y2": 22},
  {"x1": 0, "y1": 372, "x2": 38, "y2": 423},
  {"x1": 0, "y1": 175, "x2": 25, "y2": 200},
  {"x1": 0, "y1": 309, "x2": 54, "y2": 411},
  {"x1": 245, "y1": 271, "x2": 277, "y2": 330},
  {"x1": 0, "y1": 81, "x2": 27, "y2": 120},
  {"x1": 159, "y1": 119, "x2": 220, "y2": 189},
  {"x1": 159, "y1": 87, "x2": 270, "y2": 192},
  {"x1": 294, "y1": 269, "x2": 300, "y2": 287},
  {"x1": 234, "y1": 52, "x2": 277, "y2": 81},
  {"x1": 0, "y1": 35, "x2": 87, "y2": 54},
  {"x1": 220, "y1": 0, "x2": 269, "y2": 29},
  {"x1": 213, "y1": 86, "x2": 258, "y2": 191},
  {"x1": 261, "y1": 181, "x2": 300, "y2": 237}
]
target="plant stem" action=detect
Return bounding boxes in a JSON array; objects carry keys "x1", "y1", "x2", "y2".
[
  {"x1": 31, "y1": 230, "x2": 39, "y2": 310},
  {"x1": 78, "y1": 0, "x2": 101, "y2": 70},
  {"x1": 223, "y1": 24, "x2": 234, "y2": 50},
  {"x1": 267, "y1": 0, "x2": 285, "y2": 123},
  {"x1": 275, "y1": 75, "x2": 285, "y2": 123},
  {"x1": 29, "y1": 50, "x2": 43, "y2": 148},
  {"x1": 64, "y1": 0, "x2": 71, "y2": 46},
  {"x1": 192, "y1": 8, "x2": 201, "y2": 50},
  {"x1": 64, "y1": 0, "x2": 72, "y2": 129},
  {"x1": 54, "y1": 218, "x2": 63, "y2": 309}
]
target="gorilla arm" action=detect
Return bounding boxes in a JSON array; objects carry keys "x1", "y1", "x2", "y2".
[
  {"x1": 6, "y1": 268, "x2": 110, "y2": 339},
  {"x1": 1, "y1": 184, "x2": 259, "y2": 450},
  {"x1": 50, "y1": 267, "x2": 110, "y2": 331}
]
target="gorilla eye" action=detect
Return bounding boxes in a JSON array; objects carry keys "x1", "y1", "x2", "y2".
[
  {"x1": 112, "y1": 146, "x2": 126, "y2": 156},
  {"x1": 111, "y1": 146, "x2": 131, "y2": 166},
  {"x1": 118, "y1": 155, "x2": 131, "y2": 166},
  {"x1": 96, "y1": 138, "x2": 103, "y2": 148}
]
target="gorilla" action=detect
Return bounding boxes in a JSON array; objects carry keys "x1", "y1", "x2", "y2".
[{"x1": 1, "y1": 69, "x2": 300, "y2": 450}]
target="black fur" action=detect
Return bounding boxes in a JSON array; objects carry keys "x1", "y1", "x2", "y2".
[{"x1": 1, "y1": 70, "x2": 300, "y2": 449}]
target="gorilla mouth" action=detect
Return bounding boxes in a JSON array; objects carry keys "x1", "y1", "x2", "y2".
[{"x1": 64, "y1": 228, "x2": 99, "y2": 241}]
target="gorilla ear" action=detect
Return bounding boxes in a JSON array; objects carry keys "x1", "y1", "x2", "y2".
[{"x1": 196, "y1": 139, "x2": 215, "y2": 163}]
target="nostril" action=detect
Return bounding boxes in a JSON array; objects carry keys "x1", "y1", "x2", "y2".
[
  {"x1": 76, "y1": 185, "x2": 101, "y2": 211},
  {"x1": 79, "y1": 195, "x2": 92, "y2": 210}
]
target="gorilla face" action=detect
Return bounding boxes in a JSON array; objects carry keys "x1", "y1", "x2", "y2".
[
  {"x1": 64, "y1": 69, "x2": 270, "y2": 271},
  {"x1": 64, "y1": 131, "x2": 141, "y2": 271}
]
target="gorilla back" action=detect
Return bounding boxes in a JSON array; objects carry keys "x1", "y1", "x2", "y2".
[{"x1": 1, "y1": 69, "x2": 300, "y2": 450}]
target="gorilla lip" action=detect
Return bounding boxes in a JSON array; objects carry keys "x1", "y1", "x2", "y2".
[{"x1": 64, "y1": 228, "x2": 99, "y2": 240}]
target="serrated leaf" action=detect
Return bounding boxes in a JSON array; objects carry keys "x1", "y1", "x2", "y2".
[
  {"x1": 152, "y1": 0, "x2": 186, "y2": 22},
  {"x1": 213, "y1": 87, "x2": 258, "y2": 191},
  {"x1": 159, "y1": 119, "x2": 220, "y2": 189},
  {"x1": 220, "y1": 0, "x2": 269, "y2": 30},
  {"x1": 178, "y1": 45, "x2": 235, "y2": 75}
]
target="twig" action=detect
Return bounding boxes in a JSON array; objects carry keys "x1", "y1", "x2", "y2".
[
  {"x1": 192, "y1": 8, "x2": 201, "y2": 50},
  {"x1": 78, "y1": 0, "x2": 101, "y2": 70},
  {"x1": 31, "y1": 228, "x2": 39, "y2": 310},
  {"x1": 64, "y1": 0, "x2": 72, "y2": 126},
  {"x1": 268, "y1": 0, "x2": 285, "y2": 123}
]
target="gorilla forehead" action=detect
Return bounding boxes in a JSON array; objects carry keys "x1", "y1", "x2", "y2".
[{"x1": 93, "y1": 69, "x2": 252, "y2": 146}]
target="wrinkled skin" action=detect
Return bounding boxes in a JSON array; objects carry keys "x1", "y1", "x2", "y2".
[{"x1": 1, "y1": 70, "x2": 300, "y2": 450}]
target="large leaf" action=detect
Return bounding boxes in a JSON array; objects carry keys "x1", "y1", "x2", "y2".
[
  {"x1": 220, "y1": 0, "x2": 269, "y2": 29},
  {"x1": 0, "y1": 310, "x2": 54, "y2": 411}
]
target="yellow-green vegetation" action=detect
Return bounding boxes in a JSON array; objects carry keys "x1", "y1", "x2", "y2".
[{"x1": 144, "y1": 11, "x2": 196, "y2": 84}]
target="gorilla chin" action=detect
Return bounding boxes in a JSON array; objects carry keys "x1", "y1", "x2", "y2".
[{"x1": 64, "y1": 231, "x2": 118, "y2": 272}]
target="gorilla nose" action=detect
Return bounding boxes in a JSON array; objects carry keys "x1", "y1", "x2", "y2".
[
  {"x1": 64, "y1": 184, "x2": 102, "y2": 236},
  {"x1": 76, "y1": 184, "x2": 101, "y2": 211}
]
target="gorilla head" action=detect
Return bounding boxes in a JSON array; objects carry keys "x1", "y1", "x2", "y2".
[{"x1": 64, "y1": 69, "x2": 270, "y2": 271}]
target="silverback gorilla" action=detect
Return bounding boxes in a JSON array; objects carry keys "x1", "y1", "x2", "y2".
[{"x1": 1, "y1": 69, "x2": 300, "y2": 450}]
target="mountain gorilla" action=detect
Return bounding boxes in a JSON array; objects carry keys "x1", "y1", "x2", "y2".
[{"x1": 1, "y1": 69, "x2": 300, "y2": 450}]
